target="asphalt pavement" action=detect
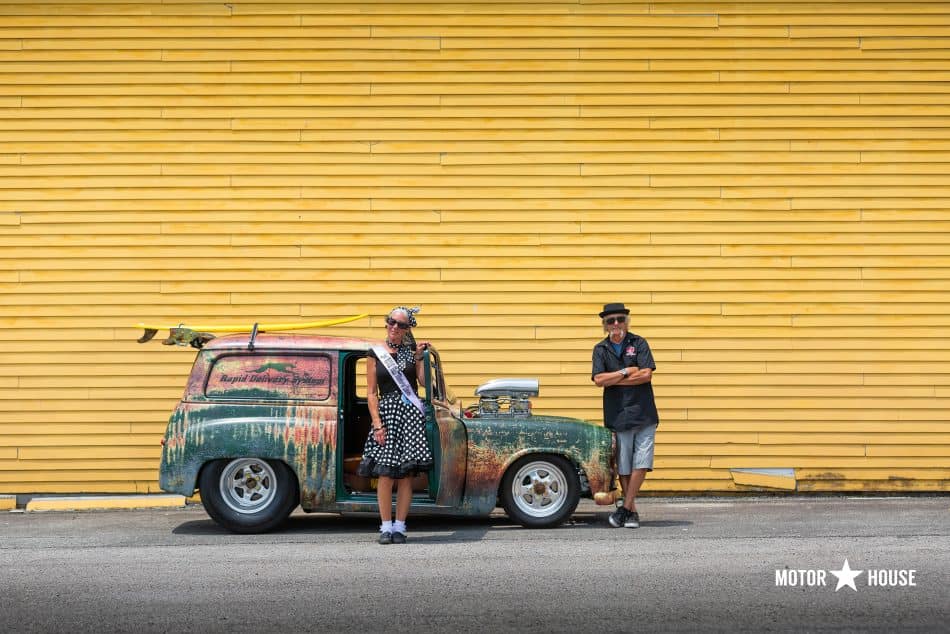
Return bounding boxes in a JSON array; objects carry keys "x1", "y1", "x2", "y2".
[{"x1": 1, "y1": 496, "x2": 948, "y2": 633}]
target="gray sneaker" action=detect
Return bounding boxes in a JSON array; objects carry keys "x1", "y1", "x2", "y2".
[
  {"x1": 608, "y1": 506, "x2": 629, "y2": 528},
  {"x1": 624, "y1": 511, "x2": 640, "y2": 529}
]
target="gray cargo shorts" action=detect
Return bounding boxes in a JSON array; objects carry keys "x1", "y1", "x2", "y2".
[{"x1": 615, "y1": 424, "x2": 658, "y2": 474}]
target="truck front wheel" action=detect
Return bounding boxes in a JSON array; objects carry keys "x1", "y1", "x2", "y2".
[{"x1": 500, "y1": 455, "x2": 580, "y2": 528}]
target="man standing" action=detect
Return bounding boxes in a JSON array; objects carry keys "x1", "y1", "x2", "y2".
[{"x1": 591, "y1": 302, "x2": 659, "y2": 529}]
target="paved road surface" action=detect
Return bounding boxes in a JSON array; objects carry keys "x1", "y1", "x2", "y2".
[{"x1": 1, "y1": 496, "x2": 948, "y2": 633}]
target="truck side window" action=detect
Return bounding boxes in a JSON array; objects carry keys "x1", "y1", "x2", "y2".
[{"x1": 205, "y1": 354, "x2": 332, "y2": 401}]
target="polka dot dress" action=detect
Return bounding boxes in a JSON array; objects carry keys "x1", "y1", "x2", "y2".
[{"x1": 357, "y1": 344, "x2": 433, "y2": 479}]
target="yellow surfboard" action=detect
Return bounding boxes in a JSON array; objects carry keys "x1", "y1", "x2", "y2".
[{"x1": 136, "y1": 313, "x2": 369, "y2": 347}]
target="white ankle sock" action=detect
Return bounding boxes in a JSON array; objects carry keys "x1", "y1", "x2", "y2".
[
  {"x1": 380, "y1": 520, "x2": 393, "y2": 533},
  {"x1": 393, "y1": 520, "x2": 407, "y2": 534}
]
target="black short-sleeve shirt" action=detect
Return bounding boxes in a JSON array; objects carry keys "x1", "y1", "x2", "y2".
[
  {"x1": 369, "y1": 344, "x2": 418, "y2": 396},
  {"x1": 591, "y1": 332, "x2": 659, "y2": 431}
]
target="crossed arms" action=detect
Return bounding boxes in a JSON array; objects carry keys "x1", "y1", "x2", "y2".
[{"x1": 592, "y1": 367, "x2": 653, "y2": 388}]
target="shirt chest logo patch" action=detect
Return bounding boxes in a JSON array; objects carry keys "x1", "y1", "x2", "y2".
[{"x1": 625, "y1": 346, "x2": 636, "y2": 356}]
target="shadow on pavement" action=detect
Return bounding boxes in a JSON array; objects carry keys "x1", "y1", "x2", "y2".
[
  {"x1": 171, "y1": 510, "x2": 693, "y2": 538},
  {"x1": 172, "y1": 514, "x2": 504, "y2": 536},
  {"x1": 640, "y1": 520, "x2": 693, "y2": 528}
]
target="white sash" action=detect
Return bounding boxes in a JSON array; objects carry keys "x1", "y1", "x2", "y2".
[{"x1": 371, "y1": 345, "x2": 426, "y2": 415}]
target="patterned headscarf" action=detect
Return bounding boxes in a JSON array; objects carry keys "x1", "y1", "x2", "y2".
[{"x1": 390, "y1": 305, "x2": 420, "y2": 328}]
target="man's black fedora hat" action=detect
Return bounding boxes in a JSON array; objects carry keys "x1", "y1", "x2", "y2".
[{"x1": 599, "y1": 302, "x2": 630, "y2": 318}]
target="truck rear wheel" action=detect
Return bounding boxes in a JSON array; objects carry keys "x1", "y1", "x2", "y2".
[{"x1": 198, "y1": 458, "x2": 299, "y2": 534}]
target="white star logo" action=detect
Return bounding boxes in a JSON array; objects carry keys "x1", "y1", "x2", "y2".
[{"x1": 830, "y1": 559, "x2": 863, "y2": 592}]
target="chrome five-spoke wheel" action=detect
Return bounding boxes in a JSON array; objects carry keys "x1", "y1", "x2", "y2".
[
  {"x1": 510, "y1": 460, "x2": 569, "y2": 518},
  {"x1": 500, "y1": 455, "x2": 580, "y2": 528},
  {"x1": 219, "y1": 458, "x2": 278, "y2": 514},
  {"x1": 198, "y1": 457, "x2": 299, "y2": 533}
]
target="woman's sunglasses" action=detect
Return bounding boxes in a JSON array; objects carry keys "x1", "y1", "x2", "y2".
[
  {"x1": 385, "y1": 316, "x2": 411, "y2": 330},
  {"x1": 603, "y1": 316, "x2": 627, "y2": 325}
]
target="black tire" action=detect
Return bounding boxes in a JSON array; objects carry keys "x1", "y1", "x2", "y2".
[
  {"x1": 198, "y1": 458, "x2": 299, "y2": 534},
  {"x1": 499, "y1": 454, "x2": 580, "y2": 528}
]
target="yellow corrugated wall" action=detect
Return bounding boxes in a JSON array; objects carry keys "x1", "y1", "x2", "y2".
[{"x1": 2, "y1": 1, "x2": 949, "y2": 495}]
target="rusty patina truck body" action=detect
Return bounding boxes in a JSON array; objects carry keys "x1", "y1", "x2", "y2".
[{"x1": 159, "y1": 333, "x2": 616, "y2": 533}]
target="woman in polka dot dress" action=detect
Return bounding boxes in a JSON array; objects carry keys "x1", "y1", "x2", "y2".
[{"x1": 357, "y1": 306, "x2": 433, "y2": 544}]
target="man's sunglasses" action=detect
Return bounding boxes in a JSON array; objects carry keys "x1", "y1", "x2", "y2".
[
  {"x1": 603, "y1": 316, "x2": 627, "y2": 325},
  {"x1": 385, "y1": 316, "x2": 411, "y2": 330}
]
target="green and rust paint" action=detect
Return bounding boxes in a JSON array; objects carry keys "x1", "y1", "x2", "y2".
[
  {"x1": 160, "y1": 401, "x2": 338, "y2": 508},
  {"x1": 161, "y1": 337, "x2": 344, "y2": 509},
  {"x1": 460, "y1": 414, "x2": 613, "y2": 515},
  {"x1": 159, "y1": 333, "x2": 616, "y2": 518}
]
